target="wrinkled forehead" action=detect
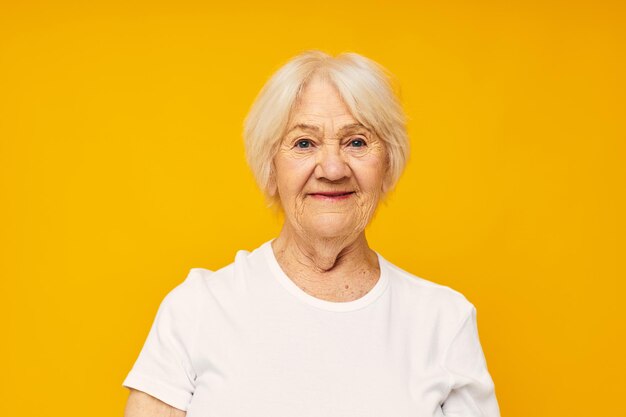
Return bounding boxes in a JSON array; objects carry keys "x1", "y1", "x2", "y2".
[
  {"x1": 282, "y1": 122, "x2": 373, "y2": 143},
  {"x1": 286, "y1": 75, "x2": 374, "y2": 135}
]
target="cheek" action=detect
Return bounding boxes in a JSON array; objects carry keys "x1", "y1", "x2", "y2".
[
  {"x1": 275, "y1": 158, "x2": 315, "y2": 196},
  {"x1": 354, "y1": 157, "x2": 387, "y2": 192}
]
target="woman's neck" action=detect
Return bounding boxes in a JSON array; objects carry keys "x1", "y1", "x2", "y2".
[{"x1": 271, "y1": 224, "x2": 380, "y2": 301}]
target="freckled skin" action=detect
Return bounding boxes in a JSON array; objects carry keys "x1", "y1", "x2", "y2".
[{"x1": 269, "y1": 74, "x2": 390, "y2": 301}]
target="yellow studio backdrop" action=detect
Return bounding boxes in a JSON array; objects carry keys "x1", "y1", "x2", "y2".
[{"x1": 1, "y1": 0, "x2": 624, "y2": 415}]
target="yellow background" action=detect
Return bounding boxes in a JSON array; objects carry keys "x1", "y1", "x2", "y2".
[{"x1": 1, "y1": 1, "x2": 624, "y2": 415}]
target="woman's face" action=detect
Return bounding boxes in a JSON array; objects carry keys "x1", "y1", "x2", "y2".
[{"x1": 270, "y1": 75, "x2": 389, "y2": 240}]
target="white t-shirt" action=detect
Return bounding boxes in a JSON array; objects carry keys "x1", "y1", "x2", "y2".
[{"x1": 123, "y1": 239, "x2": 500, "y2": 417}]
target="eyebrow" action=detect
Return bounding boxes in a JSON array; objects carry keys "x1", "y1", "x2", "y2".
[
  {"x1": 286, "y1": 122, "x2": 370, "y2": 135},
  {"x1": 286, "y1": 123, "x2": 321, "y2": 134},
  {"x1": 337, "y1": 123, "x2": 370, "y2": 134}
]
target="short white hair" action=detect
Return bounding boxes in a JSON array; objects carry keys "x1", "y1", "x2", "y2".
[{"x1": 243, "y1": 50, "x2": 409, "y2": 209}]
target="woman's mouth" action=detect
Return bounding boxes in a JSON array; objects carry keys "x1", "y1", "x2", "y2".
[{"x1": 309, "y1": 192, "x2": 355, "y2": 201}]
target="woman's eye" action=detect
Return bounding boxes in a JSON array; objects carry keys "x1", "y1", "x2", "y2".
[
  {"x1": 295, "y1": 139, "x2": 312, "y2": 149},
  {"x1": 349, "y1": 138, "x2": 366, "y2": 147}
]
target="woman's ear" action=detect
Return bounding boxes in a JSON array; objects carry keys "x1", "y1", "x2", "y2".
[
  {"x1": 267, "y1": 163, "x2": 277, "y2": 197},
  {"x1": 381, "y1": 174, "x2": 392, "y2": 194},
  {"x1": 381, "y1": 151, "x2": 393, "y2": 194}
]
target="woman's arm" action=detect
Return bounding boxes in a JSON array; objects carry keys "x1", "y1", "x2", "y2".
[
  {"x1": 124, "y1": 388, "x2": 186, "y2": 417},
  {"x1": 441, "y1": 307, "x2": 500, "y2": 416}
]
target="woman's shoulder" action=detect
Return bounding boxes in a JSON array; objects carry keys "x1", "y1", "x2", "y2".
[
  {"x1": 160, "y1": 246, "x2": 256, "y2": 309},
  {"x1": 153, "y1": 268, "x2": 213, "y2": 315},
  {"x1": 163, "y1": 263, "x2": 232, "y2": 302},
  {"x1": 381, "y1": 256, "x2": 475, "y2": 316}
]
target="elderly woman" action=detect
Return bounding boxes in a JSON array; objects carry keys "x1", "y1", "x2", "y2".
[{"x1": 122, "y1": 50, "x2": 500, "y2": 417}]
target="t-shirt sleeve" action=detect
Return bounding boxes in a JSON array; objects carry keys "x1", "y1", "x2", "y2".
[
  {"x1": 441, "y1": 305, "x2": 501, "y2": 417},
  {"x1": 122, "y1": 272, "x2": 202, "y2": 411}
]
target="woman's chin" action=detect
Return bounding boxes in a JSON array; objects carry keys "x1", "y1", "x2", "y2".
[{"x1": 303, "y1": 216, "x2": 361, "y2": 239}]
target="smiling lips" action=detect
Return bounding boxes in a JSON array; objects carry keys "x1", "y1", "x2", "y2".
[{"x1": 309, "y1": 191, "x2": 355, "y2": 201}]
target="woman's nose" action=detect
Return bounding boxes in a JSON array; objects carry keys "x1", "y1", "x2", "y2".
[{"x1": 314, "y1": 143, "x2": 351, "y2": 181}]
